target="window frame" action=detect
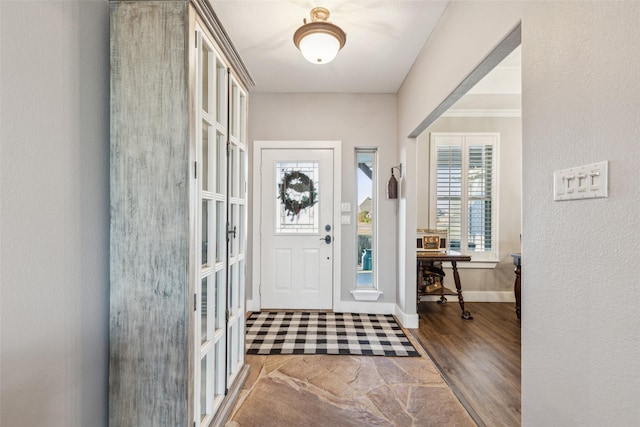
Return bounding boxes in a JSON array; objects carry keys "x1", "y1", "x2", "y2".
[
  {"x1": 428, "y1": 133, "x2": 500, "y2": 263},
  {"x1": 354, "y1": 148, "x2": 378, "y2": 290}
]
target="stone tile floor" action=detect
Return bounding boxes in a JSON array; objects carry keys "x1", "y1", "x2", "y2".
[{"x1": 226, "y1": 352, "x2": 474, "y2": 426}]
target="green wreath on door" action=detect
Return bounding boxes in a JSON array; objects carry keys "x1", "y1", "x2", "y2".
[{"x1": 278, "y1": 170, "x2": 318, "y2": 221}]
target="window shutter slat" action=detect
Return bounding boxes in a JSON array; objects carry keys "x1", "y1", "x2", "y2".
[
  {"x1": 467, "y1": 144, "x2": 493, "y2": 252},
  {"x1": 432, "y1": 136, "x2": 496, "y2": 256},
  {"x1": 435, "y1": 145, "x2": 463, "y2": 250}
]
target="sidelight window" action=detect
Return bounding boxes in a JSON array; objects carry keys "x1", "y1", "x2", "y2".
[{"x1": 355, "y1": 149, "x2": 377, "y2": 289}]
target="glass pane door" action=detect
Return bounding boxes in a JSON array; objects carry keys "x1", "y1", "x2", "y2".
[
  {"x1": 195, "y1": 25, "x2": 228, "y2": 426},
  {"x1": 194, "y1": 23, "x2": 247, "y2": 427},
  {"x1": 225, "y1": 76, "x2": 247, "y2": 387}
]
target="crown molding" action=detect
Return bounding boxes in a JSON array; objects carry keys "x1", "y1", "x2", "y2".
[
  {"x1": 191, "y1": 0, "x2": 255, "y2": 91},
  {"x1": 441, "y1": 109, "x2": 521, "y2": 118}
]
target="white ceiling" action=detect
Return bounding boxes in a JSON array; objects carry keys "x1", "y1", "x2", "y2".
[
  {"x1": 213, "y1": 0, "x2": 449, "y2": 93},
  {"x1": 213, "y1": 1, "x2": 521, "y2": 115}
]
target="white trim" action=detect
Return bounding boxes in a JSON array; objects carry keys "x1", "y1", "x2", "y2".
[
  {"x1": 420, "y1": 291, "x2": 515, "y2": 303},
  {"x1": 395, "y1": 304, "x2": 419, "y2": 329},
  {"x1": 253, "y1": 292, "x2": 515, "y2": 313},
  {"x1": 245, "y1": 298, "x2": 260, "y2": 313},
  {"x1": 334, "y1": 301, "x2": 395, "y2": 315},
  {"x1": 252, "y1": 141, "x2": 342, "y2": 312},
  {"x1": 428, "y1": 132, "x2": 500, "y2": 261},
  {"x1": 305, "y1": 300, "x2": 421, "y2": 330},
  {"x1": 442, "y1": 109, "x2": 521, "y2": 118},
  {"x1": 350, "y1": 289, "x2": 383, "y2": 301},
  {"x1": 353, "y1": 147, "x2": 379, "y2": 292}
]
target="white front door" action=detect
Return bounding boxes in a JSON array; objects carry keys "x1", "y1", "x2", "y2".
[{"x1": 259, "y1": 147, "x2": 335, "y2": 309}]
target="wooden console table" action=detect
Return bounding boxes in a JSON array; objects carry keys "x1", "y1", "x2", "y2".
[{"x1": 417, "y1": 251, "x2": 472, "y2": 320}]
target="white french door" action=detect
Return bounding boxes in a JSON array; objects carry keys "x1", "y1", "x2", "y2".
[
  {"x1": 258, "y1": 146, "x2": 337, "y2": 310},
  {"x1": 225, "y1": 73, "x2": 247, "y2": 394},
  {"x1": 194, "y1": 23, "x2": 246, "y2": 426}
]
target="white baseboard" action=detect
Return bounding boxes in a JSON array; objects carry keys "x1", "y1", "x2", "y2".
[
  {"x1": 248, "y1": 299, "x2": 399, "y2": 316},
  {"x1": 246, "y1": 298, "x2": 260, "y2": 312},
  {"x1": 334, "y1": 301, "x2": 396, "y2": 315},
  {"x1": 247, "y1": 292, "x2": 513, "y2": 325},
  {"x1": 336, "y1": 301, "x2": 419, "y2": 329},
  {"x1": 394, "y1": 304, "x2": 419, "y2": 329},
  {"x1": 420, "y1": 291, "x2": 515, "y2": 303}
]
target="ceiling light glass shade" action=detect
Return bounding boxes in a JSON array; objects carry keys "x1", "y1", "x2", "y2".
[
  {"x1": 298, "y1": 31, "x2": 341, "y2": 64},
  {"x1": 293, "y1": 7, "x2": 346, "y2": 65}
]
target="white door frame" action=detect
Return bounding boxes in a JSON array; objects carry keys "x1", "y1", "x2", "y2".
[{"x1": 251, "y1": 140, "x2": 342, "y2": 311}]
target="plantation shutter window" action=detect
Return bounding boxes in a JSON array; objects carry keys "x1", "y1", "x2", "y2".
[
  {"x1": 467, "y1": 143, "x2": 494, "y2": 252},
  {"x1": 430, "y1": 134, "x2": 499, "y2": 261},
  {"x1": 435, "y1": 144, "x2": 463, "y2": 251}
]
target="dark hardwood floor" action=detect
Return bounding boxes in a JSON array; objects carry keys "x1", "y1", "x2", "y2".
[{"x1": 411, "y1": 302, "x2": 521, "y2": 427}]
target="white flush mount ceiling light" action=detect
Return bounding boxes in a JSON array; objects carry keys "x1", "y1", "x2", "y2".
[{"x1": 293, "y1": 7, "x2": 347, "y2": 65}]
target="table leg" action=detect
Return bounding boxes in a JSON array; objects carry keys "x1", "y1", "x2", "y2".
[
  {"x1": 416, "y1": 260, "x2": 422, "y2": 310},
  {"x1": 514, "y1": 263, "x2": 521, "y2": 320},
  {"x1": 451, "y1": 261, "x2": 473, "y2": 320},
  {"x1": 438, "y1": 282, "x2": 447, "y2": 305}
]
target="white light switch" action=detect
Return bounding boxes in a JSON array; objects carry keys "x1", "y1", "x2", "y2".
[
  {"x1": 341, "y1": 202, "x2": 351, "y2": 212},
  {"x1": 341, "y1": 215, "x2": 351, "y2": 225},
  {"x1": 554, "y1": 161, "x2": 608, "y2": 201}
]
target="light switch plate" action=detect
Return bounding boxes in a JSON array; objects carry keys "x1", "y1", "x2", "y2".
[
  {"x1": 554, "y1": 161, "x2": 608, "y2": 201},
  {"x1": 341, "y1": 215, "x2": 351, "y2": 225},
  {"x1": 341, "y1": 202, "x2": 351, "y2": 212}
]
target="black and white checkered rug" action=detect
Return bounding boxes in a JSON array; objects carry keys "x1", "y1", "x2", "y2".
[{"x1": 246, "y1": 312, "x2": 420, "y2": 357}]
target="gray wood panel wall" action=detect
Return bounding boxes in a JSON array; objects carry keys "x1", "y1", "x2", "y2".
[{"x1": 110, "y1": 2, "x2": 191, "y2": 425}]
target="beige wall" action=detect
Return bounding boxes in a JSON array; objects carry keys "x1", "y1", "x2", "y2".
[
  {"x1": 0, "y1": 1, "x2": 110, "y2": 425},
  {"x1": 398, "y1": 0, "x2": 640, "y2": 424},
  {"x1": 3, "y1": 1, "x2": 639, "y2": 425},
  {"x1": 416, "y1": 116, "x2": 522, "y2": 296},
  {"x1": 248, "y1": 93, "x2": 398, "y2": 305}
]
